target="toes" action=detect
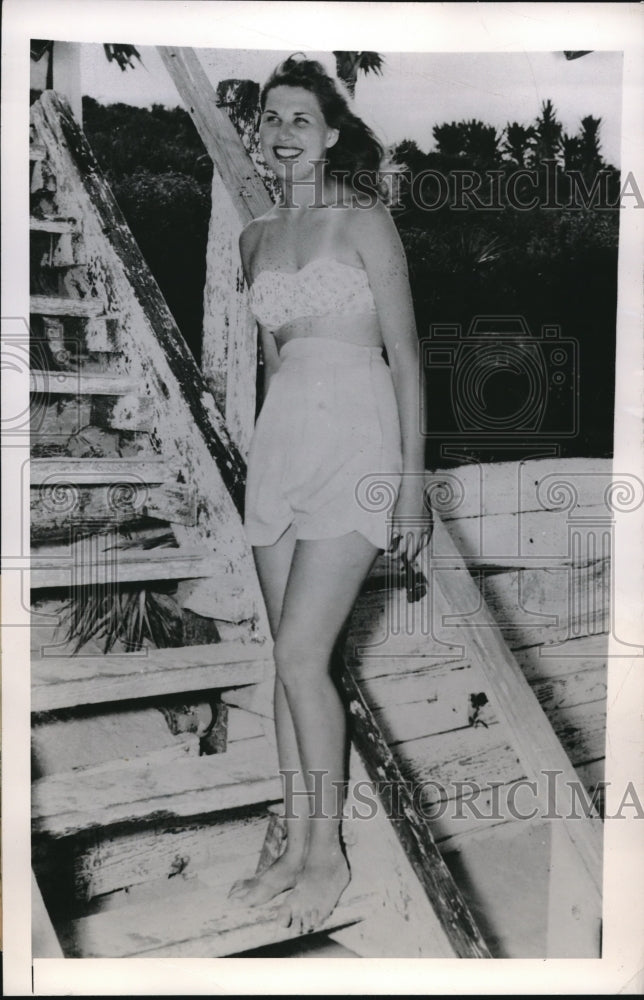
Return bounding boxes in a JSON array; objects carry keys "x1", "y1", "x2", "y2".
[
  {"x1": 227, "y1": 878, "x2": 248, "y2": 899},
  {"x1": 277, "y1": 900, "x2": 293, "y2": 928}
]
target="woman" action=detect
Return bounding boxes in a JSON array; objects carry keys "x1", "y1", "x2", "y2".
[{"x1": 228, "y1": 55, "x2": 430, "y2": 934}]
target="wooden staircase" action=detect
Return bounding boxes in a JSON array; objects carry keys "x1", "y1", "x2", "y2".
[
  {"x1": 29, "y1": 89, "x2": 304, "y2": 958},
  {"x1": 29, "y1": 89, "x2": 492, "y2": 961},
  {"x1": 29, "y1": 53, "x2": 607, "y2": 961}
]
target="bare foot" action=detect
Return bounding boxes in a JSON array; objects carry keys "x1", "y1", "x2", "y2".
[
  {"x1": 227, "y1": 851, "x2": 304, "y2": 907},
  {"x1": 277, "y1": 848, "x2": 351, "y2": 934}
]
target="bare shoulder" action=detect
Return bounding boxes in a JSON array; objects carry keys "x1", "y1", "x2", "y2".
[
  {"x1": 239, "y1": 210, "x2": 276, "y2": 277},
  {"x1": 238, "y1": 217, "x2": 263, "y2": 261},
  {"x1": 342, "y1": 199, "x2": 401, "y2": 256}
]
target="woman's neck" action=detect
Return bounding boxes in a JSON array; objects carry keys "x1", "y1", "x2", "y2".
[{"x1": 278, "y1": 172, "x2": 339, "y2": 211}]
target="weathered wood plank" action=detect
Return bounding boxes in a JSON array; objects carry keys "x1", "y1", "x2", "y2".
[
  {"x1": 31, "y1": 457, "x2": 169, "y2": 484},
  {"x1": 30, "y1": 217, "x2": 76, "y2": 234},
  {"x1": 359, "y1": 649, "x2": 606, "y2": 716},
  {"x1": 480, "y1": 560, "x2": 610, "y2": 648},
  {"x1": 370, "y1": 669, "x2": 606, "y2": 747},
  {"x1": 513, "y1": 632, "x2": 609, "y2": 685},
  {"x1": 71, "y1": 811, "x2": 269, "y2": 902},
  {"x1": 61, "y1": 877, "x2": 373, "y2": 957},
  {"x1": 417, "y1": 515, "x2": 603, "y2": 899},
  {"x1": 31, "y1": 482, "x2": 197, "y2": 542},
  {"x1": 32, "y1": 706, "x2": 199, "y2": 778},
  {"x1": 30, "y1": 294, "x2": 105, "y2": 317},
  {"x1": 438, "y1": 507, "x2": 614, "y2": 568},
  {"x1": 424, "y1": 458, "x2": 613, "y2": 520},
  {"x1": 349, "y1": 559, "x2": 609, "y2": 671},
  {"x1": 430, "y1": 757, "x2": 605, "y2": 847},
  {"x1": 157, "y1": 47, "x2": 272, "y2": 226},
  {"x1": 30, "y1": 372, "x2": 140, "y2": 396},
  {"x1": 32, "y1": 735, "x2": 282, "y2": 838},
  {"x1": 339, "y1": 661, "x2": 491, "y2": 958},
  {"x1": 397, "y1": 700, "x2": 605, "y2": 798},
  {"x1": 30, "y1": 543, "x2": 210, "y2": 589},
  {"x1": 31, "y1": 641, "x2": 270, "y2": 712}
]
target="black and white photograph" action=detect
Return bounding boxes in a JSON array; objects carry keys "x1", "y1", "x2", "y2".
[{"x1": 3, "y1": 1, "x2": 644, "y2": 994}]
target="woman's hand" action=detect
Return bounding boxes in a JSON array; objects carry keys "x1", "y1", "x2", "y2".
[{"x1": 388, "y1": 477, "x2": 433, "y2": 564}]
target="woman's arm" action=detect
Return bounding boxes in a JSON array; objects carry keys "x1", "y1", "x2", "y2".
[
  {"x1": 239, "y1": 223, "x2": 280, "y2": 403},
  {"x1": 350, "y1": 201, "x2": 430, "y2": 561},
  {"x1": 257, "y1": 324, "x2": 280, "y2": 402}
]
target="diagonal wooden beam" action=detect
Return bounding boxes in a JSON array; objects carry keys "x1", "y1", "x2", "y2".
[
  {"x1": 157, "y1": 46, "x2": 272, "y2": 225},
  {"x1": 338, "y1": 659, "x2": 492, "y2": 958}
]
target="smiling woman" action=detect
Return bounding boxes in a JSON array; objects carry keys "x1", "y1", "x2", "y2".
[{"x1": 226, "y1": 55, "x2": 432, "y2": 935}]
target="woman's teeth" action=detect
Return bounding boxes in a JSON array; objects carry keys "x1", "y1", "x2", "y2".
[{"x1": 273, "y1": 147, "x2": 303, "y2": 160}]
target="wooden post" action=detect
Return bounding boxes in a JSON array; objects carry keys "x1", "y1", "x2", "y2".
[
  {"x1": 157, "y1": 46, "x2": 273, "y2": 455},
  {"x1": 201, "y1": 168, "x2": 258, "y2": 455}
]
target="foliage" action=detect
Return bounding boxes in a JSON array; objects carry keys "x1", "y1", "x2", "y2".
[
  {"x1": 82, "y1": 97, "x2": 212, "y2": 359},
  {"x1": 82, "y1": 92, "x2": 619, "y2": 464},
  {"x1": 59, "y1": 582, "x2": 184, "y2": 653},
  {"x1": 333, "y1": 52, "x2": 385, "y2": 97}
]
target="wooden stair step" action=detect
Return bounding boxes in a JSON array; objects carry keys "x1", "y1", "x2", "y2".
[
  {"x1": 32, "y1": 639, "x2": 272, "y2": 711},
  {"x1": 31, "y1": 457, "x2": 170, "y2": 485},
  {"x1": 32, "y1": 735, "x2": 282, "y2": 838},
  {"x1": 30, "y1": 294, "x2": 107, "y2": 318},
  {"x1": 30, "y1": 543, "x2": 211, "y2": 589},
  {"x1": 61, "y1": 874, "x2": 372, "y2": 958},
  {"x1": 30, "y1": 217, "x2": 76, "y2": 234},
  {"x1": 30, "y1": 372, "x2": 141, "y2": 397}
]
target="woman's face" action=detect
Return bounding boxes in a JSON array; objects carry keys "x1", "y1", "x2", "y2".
[{"x1": 259, "y1": 85, "x2": 339, "y2": 184}]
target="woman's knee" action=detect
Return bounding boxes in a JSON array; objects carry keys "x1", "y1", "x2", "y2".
[{"x1": 273, "y1": 633, "x2": 330, "y2": 688}]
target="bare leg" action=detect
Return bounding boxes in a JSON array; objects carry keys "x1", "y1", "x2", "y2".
[
  {"x1": 272, "y1": 531, "x2": 379, "y2": 934},
  {"x1": 228, "y1": 525, "x2": 310, "y2": 904}
]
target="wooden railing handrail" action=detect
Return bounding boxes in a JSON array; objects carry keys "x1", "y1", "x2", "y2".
[{"x1": 34, "y1": 90, "x2": 248, "y2": 516}]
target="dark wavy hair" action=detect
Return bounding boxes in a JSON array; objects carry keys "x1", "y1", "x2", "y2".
[{"x1": 260, "y1": 55, "x2": 386, "y2": 200}]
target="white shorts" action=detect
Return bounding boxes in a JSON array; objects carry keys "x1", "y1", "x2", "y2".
[{"x1": 244, "y1": 336, "x2": 403, "y2": 550}]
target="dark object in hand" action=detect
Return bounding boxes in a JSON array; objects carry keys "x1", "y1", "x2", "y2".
[{"x1": 402, "y1": 556, "x2": 428, "y2": 603}]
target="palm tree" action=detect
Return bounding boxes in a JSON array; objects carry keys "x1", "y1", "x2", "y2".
[
  {"x1": 31, "y1": 41, "x2": 141, "y2": 84},
  {"x1": 332, "y1": 51, "x2": 384, "y2": 98},
  {"x1": 529, "y1": 99, "x2": 563, "y2": 167},
  {"x1": 578, "y1": 115, "x2": 604, "y2": 174},
  {"x1": 502, "y1": 122, "x2": 536, "y2": 167}
]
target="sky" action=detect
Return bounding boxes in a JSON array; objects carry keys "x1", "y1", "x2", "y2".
[{"x1": 80, "y1": 45, "x2": 624, "y2": 167}]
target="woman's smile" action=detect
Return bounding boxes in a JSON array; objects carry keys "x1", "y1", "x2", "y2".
[
  {"x1": 273, "y1": 145, "x2": 305, "y2": 161},
  {"x1": 259, "y1": 85, "x2": 338, "y2": 183}
]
